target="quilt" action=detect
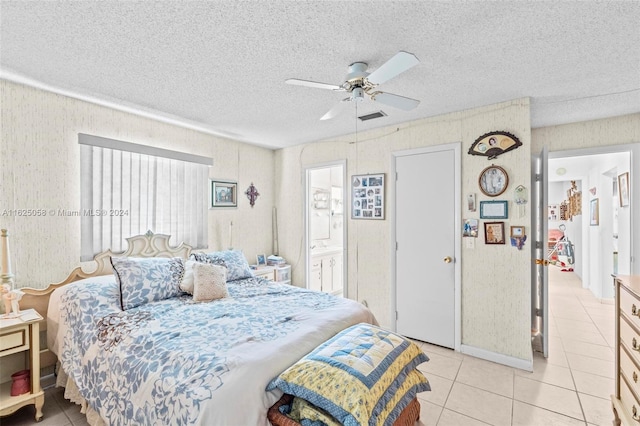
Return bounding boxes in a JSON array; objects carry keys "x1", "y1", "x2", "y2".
[
  {"x1": 267, "y1": 323, "x2": 430, "y2": 425},
  {"x1": 48, "y1": 275, "x2": 375, "y2": 425}
]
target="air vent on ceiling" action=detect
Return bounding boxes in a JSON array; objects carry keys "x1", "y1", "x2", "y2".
[{"x1": 358, "y1": 111, "x2": 387, "y2": 121}]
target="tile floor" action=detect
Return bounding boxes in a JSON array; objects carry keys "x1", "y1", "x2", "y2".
[
  {"x1": 1, "y1": 267, "x2": 615, "y2": 426},
  {"x1": 414, "y1": 267, "x2": 615, "y2": 426}
]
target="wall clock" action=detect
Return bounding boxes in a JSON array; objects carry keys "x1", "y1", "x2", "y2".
[{"x1": 479, "y1": 165, "x2": 509, "y2": 197}]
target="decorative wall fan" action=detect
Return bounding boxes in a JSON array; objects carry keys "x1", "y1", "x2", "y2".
[
  {"x1": 468, "y1": 131, "x2": 522, "y2": 160},
  {"x1": 286, "y1": 51, "x2": 421, "y2": 120}
]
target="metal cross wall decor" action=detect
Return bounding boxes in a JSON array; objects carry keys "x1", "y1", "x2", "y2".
[{"x1": 245, "y1": 183, "x2": 260, "y2": 207}]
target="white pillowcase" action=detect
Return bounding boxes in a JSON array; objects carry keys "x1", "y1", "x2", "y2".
[
  {"x1": 192, "y1": 262, "x2": 229, "y2": 302},
  {"x1": 180, "y1": 260, "x2": 197, "y2": 294}
]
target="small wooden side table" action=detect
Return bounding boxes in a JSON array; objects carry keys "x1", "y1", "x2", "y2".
[{"x1": 0, "y1": 308, "x2": 44, "y2": 421}]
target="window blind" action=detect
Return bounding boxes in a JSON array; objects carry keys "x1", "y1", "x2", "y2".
[{"x1": 80, "y1": 134, "x2": 211, "y2": 261}]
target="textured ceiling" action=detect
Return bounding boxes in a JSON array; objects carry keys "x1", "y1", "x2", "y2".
[{"x1": 1, "y1": 1, "x2": 639, "y2": 149}]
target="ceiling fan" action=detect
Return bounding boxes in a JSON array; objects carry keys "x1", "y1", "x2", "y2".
[{"x1": 286, "y1": 51, "x2": 421, "y2": 120}]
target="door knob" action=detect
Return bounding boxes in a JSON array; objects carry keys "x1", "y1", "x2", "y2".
[{"x1": 443, "y1": 256, "x2": 452, "y2": 263}]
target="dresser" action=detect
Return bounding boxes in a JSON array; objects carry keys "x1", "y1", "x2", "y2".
[
  {"x1": 0, "y1": 308, "x2": 44, "y2": 421},
  {"x1": 612, "y1": 275, "x2": 640, "y2": 426}
]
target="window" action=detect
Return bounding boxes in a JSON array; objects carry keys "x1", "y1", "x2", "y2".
[{"x1": 80, "y1": 134, "x2": 211, "y2": 261}]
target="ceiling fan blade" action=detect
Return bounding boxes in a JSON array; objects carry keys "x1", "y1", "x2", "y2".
[
  {"x1": 366, "y1": 51, "x2": 419, "y2": 85},
  {"x1": 286, "y1": 78, "x2": 344, "y2": 91},
  {"x1": 371, "y1": 92, "x2": 420, "y2": 111},
  {"x1": 320, "y1": 98, "x2": 351, "y2": 120}
]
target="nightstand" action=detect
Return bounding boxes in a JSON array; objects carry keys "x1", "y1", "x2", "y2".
[
  {"x1": 0, "y1": 308, "x2": 44, "y2": 421},
  {"x1": 252, "y1": 266, "x2": 276, "y2": 281}
]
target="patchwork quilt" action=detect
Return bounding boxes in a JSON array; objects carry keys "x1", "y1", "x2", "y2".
[{"x1": 267, "y1": 323, "x2": 430, "y2": 425}]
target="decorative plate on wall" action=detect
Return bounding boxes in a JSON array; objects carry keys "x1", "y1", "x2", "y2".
[
  {"x1": 479, "y1": 165, "x2": 509, "y2": 197},
  {"x1": 468, "y1": 131, "x2": 522, "y2": 160}
]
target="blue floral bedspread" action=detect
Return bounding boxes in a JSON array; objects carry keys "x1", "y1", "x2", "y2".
[{"x1": 49, "y1": 276, "x2": 376, "y2": 425}]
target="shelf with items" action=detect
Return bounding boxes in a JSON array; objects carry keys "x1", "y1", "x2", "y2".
[{"x1": 0, "y1": 308, "x2": 45, "y2": 421}]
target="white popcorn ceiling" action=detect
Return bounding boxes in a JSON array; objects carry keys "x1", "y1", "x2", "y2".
[{"x1": 1, "y1": 1, "x2": 639, "y2": 149}]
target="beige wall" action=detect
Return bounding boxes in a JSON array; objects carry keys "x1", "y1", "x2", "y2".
[
  {"x1": 276, "y1": 98, "x2": 533, "y2": 362},
  {"x1": 0, "y1": 81, "x2": 275, "y2": 288},
  {"x1": 3, "y1": 77, "x2": 637, "y2": 364},
  {"x1": 532, "y1": 113, "x2": 640, "y2": 153}
]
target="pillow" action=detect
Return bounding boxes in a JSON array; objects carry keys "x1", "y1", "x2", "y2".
[
  {"x1": 267, "y1": 323, "x2": 430, "y2": 426},
  {"x1": 179, "y1": 260, "x2": 197, "y2": 294},
  {"x1": 190, "y1": 250, "x2": 252, "y2": 281},
  {"x1": 192, "y1": 262, "x2": 229, "y2": 302},
  {"x1": 110, "y1": 256, "x2": 185, "y2": 310}
]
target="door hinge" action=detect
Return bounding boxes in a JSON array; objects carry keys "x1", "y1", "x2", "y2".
[
  {"x1": 396, "y1": 241, "x2": 398, "y2": 250},
  {"x1": 535, "y1": 173, "x2": 541, "y2": 182},
  {"x1": 535, "y1": 241, "x2": 542, "y2": 249},
  {"x1": 395, "y1": 311, "x2": 398, "y2": 320},
  {"x1": 396, "y1": 172, "x2": 399, "y2": 181},
  {"x1": 535, "y1": 308, "x2": 543, "y2": 317}
]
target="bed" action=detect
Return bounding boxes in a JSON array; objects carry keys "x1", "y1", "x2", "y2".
[{"x1": 19, "y1": 232, "x2": 378, "y2": 425}]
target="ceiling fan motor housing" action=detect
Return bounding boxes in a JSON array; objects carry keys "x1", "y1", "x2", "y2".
[{"x1": 344, "y1": 62, "x2": 370, "y2": 91}]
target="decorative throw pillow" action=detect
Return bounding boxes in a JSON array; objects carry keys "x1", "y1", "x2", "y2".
[
  {"x1": 192, "y1": 262, "x2": 229, "y2": 302},
  {"x1": 110, "y1": 256, "x2": 185, "y2": 310},
  {"x1": 190, "y1": 250, "x2": 252, "y2": 282},
  {"x1": 179, "y1": 260, "x2": 197, "y2": 294}
]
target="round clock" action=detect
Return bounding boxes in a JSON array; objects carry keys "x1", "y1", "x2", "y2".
[{"x1": 479, "y1": 165, "x2": 509, "y2": 197}]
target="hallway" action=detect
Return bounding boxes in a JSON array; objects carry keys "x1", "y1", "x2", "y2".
[{"x1": 414, "y1": 266, "x2": 615, "y2": 425}]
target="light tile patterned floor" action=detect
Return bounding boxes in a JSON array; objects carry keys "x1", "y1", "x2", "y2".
[
  {"x1": 414, "y1": 267, "x2": 615, "y2": 426},
  {"x1": 1, "y1": 268, "x2": 614, "y2": 425}
]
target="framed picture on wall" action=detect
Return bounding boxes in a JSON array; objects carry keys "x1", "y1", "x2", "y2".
[
  {"x1": 590, "y1": 198, "x2": 599, "y2": 226},
  {"x1": 210, "y1": 180, "x2": 237, "y2": 208},
  {"x1": 351, "y1": 173, "x2": 385, "y2": 220},
  {"x1": 484, "y1": 222, "x2": 505, "y2": 244},
  {"x1": 479, "y1": 200, "x2": 508, "y2": 219},
  {"x1": 618, "y1": 172, "x2": 630, "y2": 207},
  {"x1": 510, "y1": 226, "x2": 525, "y2": 238}
]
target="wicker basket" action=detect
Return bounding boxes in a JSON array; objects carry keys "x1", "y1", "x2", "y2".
[{"x1": 267, "y1": 394, "x2": 421, "y2": 426}]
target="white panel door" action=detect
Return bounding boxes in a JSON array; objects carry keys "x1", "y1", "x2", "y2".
[{"x1": 395, "y1": 148, "x2": 456, "y2": 348}]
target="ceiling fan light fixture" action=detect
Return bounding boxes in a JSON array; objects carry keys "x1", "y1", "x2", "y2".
[{"x1": 351, "y1": 87, "x2": 365, "y2": 102}]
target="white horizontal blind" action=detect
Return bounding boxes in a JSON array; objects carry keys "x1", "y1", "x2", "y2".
[{"x1": 80, "y1": 134, "x2": 210, "y2": 261}]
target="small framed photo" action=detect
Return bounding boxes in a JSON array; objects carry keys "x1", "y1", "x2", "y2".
[
  {"x1": 510, "y1": 226, "x2": 525, "y2": 238},
  {"x1": 480, "y1": 200, "x2": 508, "y2": 219},
  {"x1": 352, "y1": 173, "x2": 385, "y2": 220},
  {"x1": 618, "y1": 172, "x2": 630, "y2": 207},
  {"x1": 463, "y1": 219, "x2": 479, "y2": 237},
  {"x1": 256, "y1": 254, "x2": 267, "y2": 266},
  {"x1": 590, "y1": 198, "x2": 599, "y2": 226},
  {"x1": 211, "y1": 180, "x2": 237, "y2": 208},
  {"x1": 484, "y1": 222, "x2": 505, "y2": 244}
]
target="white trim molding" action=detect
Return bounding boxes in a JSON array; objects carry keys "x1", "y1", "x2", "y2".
[{"x1": 461, "y1": 344, "x2": 533, "y2": 372}]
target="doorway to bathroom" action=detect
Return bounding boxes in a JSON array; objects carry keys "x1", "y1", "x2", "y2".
[{"x1": 305, "y1": 162, "x2": 346, "y2": 297}]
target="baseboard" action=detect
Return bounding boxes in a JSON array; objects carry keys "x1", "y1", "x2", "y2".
[{"x1": 460, "y1": 344, "x2": 533, "y2": 372}]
